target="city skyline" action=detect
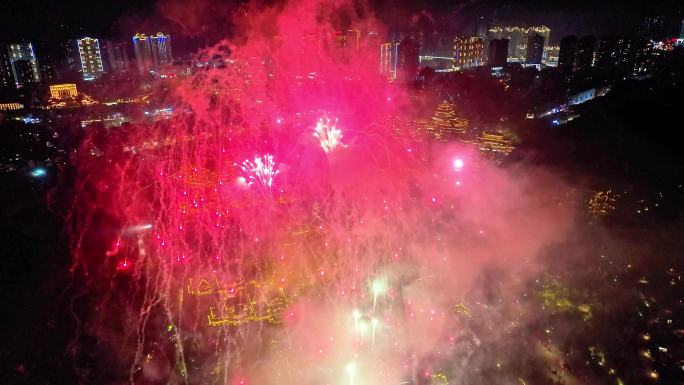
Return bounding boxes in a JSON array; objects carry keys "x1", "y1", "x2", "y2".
[{"x1": 2, "y1": 19, "x2": 681, "y2": 96}]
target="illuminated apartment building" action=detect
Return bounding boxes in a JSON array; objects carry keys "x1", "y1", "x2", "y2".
[
  {"x1": 487, "y1": 26, "x2": 550, "y2": 62},
  {"x1": 453, "y1": 36, "x2": 485, "y2": 70},
  {"x1": 7, "y1": 42, "x2": 41, "y2": 86},
  {"x1": 0, "y1": 102, "x2": 23, "y2": 110},
  {"x1": 0, "y1": 47, "x2": 14, "y2": 89},
  {"x1": 133, "y1": 32, "x2": 173, "y2": 74},
  {"x1": 77, "y1": 37, "x2": 104, "y2": 80},
  {"x1": 380, "y1": 42, "x2": 398, "y2": 80}
]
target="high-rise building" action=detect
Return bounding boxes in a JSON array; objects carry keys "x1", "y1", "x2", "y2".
[
  {"x1": 525, "y1": 34, "x2": 544, "y2": 64},
  {"x1": 543, "y1": 45, "x2": 559, "y2": 66},
  {"x1": 398, "y1": 38, "x2": 419, "y2": 80},
  {"x1": 59, "y1": 39, "x2": 80, "y2": 81},
  {"x1": 475, "y1": 16, "x2": 489, "y2": 39},
  {"x1": 133, "y1": 33, "x2": 173, "y2": 74},
  {"x1": 392, "y1": 31, "x2": 424, "y2": 56},
  {"x1": 133, "y1": 33, "x2": 153, "y2": 74},
  {"x1": 102, "y1": 40, "x2": 130, "y2": 73},
  {"x1": 639, "y1": 16, "x2": 665, "y2": 41},
  {"x1": 379, "y1": 42, "x2": 398, "y2": 80},
  {"x1": 594, "y1": 39, "x2": 612, "y2": 69},
  {"x1": 343, "y1": 29, "x2": 361, "y2": 50},
  {"x1": 634, "y1": 41, "x2": 658, "y2": 75},
  {"x1": 39, "y1": 56, "x2": 58, "y2": 83},
  {"x1": 76, "y1": 37, "x2": 105, "y2": 80},
  {"x1": 66, "y1": 40, "x2": 80, "y2": 71},
  {"x1": 558, "y1": 35, "x2": 578, "y2": 72},
  {"x1": 595, "y1": 36, "x2": 636, "y2": 75},
  {"x1": 0, "y1": 46, "x2": 14, "y2": 89},
  {"x1": 487, "y1": 38, "x2": 509, "y2": 67},
  {"x1": 487, "y1": 26, "x2": 550, "y2": 62},
  {"x1": 150, "y1": 32, "x2": 173, "y2": 66},
  {"x1": 11, "y1": 60, "x2": 36, "y2": 87},
  {"x1": 453, "y1": 36, "x2": 485, "y2": 70},
  {"x1": 7, "y1": 42, "x2": 41, "y2": 86},
  {"x1": 576, "y1": 35, "x2": 596, "y2": 71}
]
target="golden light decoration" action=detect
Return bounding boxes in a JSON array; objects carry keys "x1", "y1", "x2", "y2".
[
  {"x1": 425, "y1": 100, "x2": 470, "y2": 140},
  {"x1": 477, "y1": 130, "x2": 515, "y2": 160},
  {"x1": 188, "y1": 277, "x2": 290, "y2": 327}
]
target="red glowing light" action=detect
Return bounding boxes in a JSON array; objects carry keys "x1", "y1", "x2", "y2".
[
  {"x1": 65, "y1": 0, "x2": 572, "y2": 382},
  {"x1": 116, "y1": 259, "x2": 131, "y2": 272}
]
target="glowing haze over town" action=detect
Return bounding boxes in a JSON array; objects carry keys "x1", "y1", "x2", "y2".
[{"x1": 0, "y1": 0, "x2": 683, "y2": 384}]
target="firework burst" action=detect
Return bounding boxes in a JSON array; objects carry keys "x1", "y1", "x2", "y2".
[
  {"x1": 314, "y1": 116, "x2": 345, "y2": 155},
  {"x1": 240, "y1": 154, "x2": 279, "y2": 193}
]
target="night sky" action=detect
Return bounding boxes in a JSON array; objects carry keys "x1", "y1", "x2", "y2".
[{"x1": 1, "y1": 0, "x2": 683, "y2": 54}]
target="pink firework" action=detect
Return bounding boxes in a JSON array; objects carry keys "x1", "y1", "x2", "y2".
[{"x1": 64, "y1": 0, "x2": 576, "y2": 383}]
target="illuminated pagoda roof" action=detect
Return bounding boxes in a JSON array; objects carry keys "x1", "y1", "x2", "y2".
[
  {"x1": 425, "y1": 99, "x2": 470, "y2": 140},
  {"x1": 477, "y1": 130, "x2": 516, "y2": 161}
]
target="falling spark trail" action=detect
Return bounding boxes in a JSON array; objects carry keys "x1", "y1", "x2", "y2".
[
  {"x1": 346, "y1": 361, "x2": 357, "y2": 385},
  {"x1": 371, "y1": 278, "x2": 386, "y2": 314},
  {"x1": 371, "y1": 318, "x2": 378, "y2": 346},
  {"x1": 353, "y1": 310, "x2": 361, "y2": 335}
]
